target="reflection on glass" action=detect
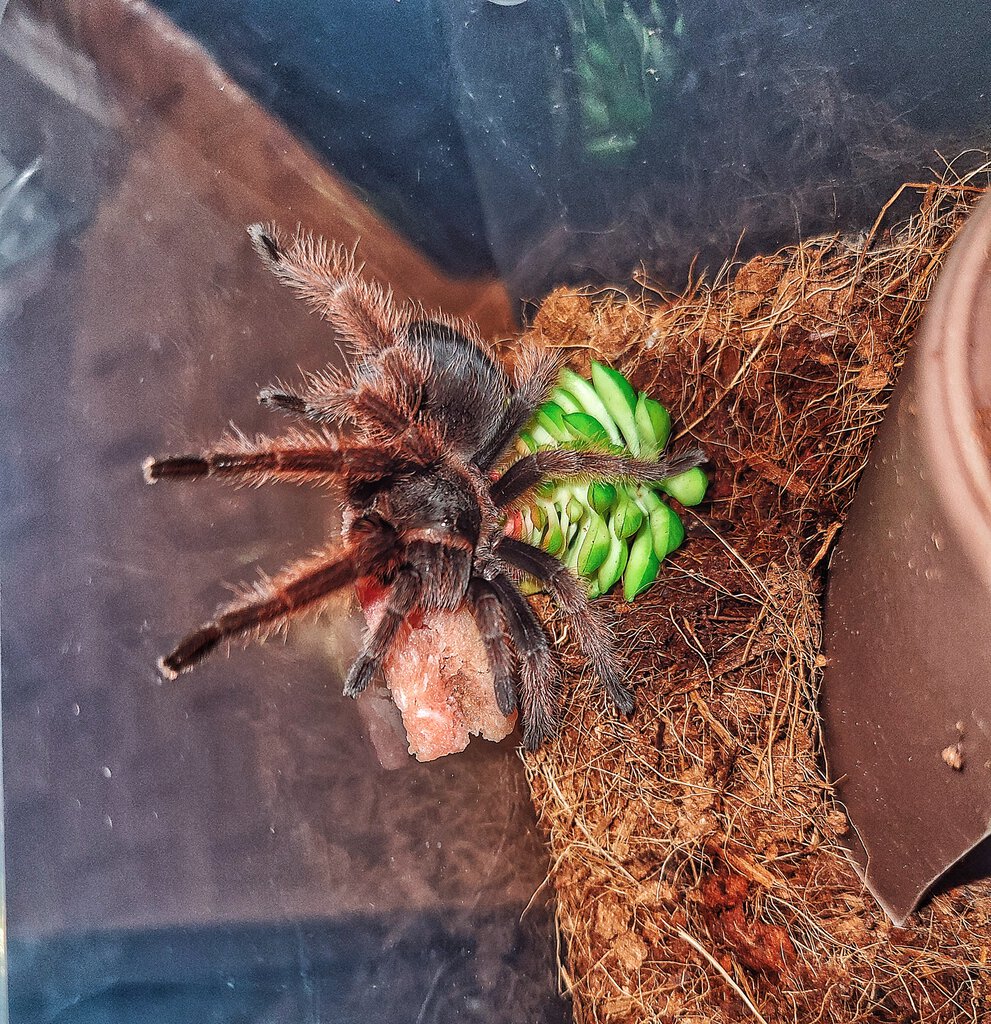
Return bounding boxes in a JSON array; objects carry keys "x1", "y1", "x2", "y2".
[{"x1": 1, "y1": 3, "x2": 561, "y2": 1022}]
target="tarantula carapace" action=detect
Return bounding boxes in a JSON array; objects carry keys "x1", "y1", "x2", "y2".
[{"x1": 144, "y1": 225, "x2": 704, "y2": 749}]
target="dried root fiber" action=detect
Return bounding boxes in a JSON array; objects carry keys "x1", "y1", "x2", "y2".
[{"x1": 520, "y1": 161, "x2": 991, "y2": 1024}]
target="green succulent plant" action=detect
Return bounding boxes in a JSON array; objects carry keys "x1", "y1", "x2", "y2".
[{"x1": 513, "y1": 361, "x2": 706, "y2": 599}]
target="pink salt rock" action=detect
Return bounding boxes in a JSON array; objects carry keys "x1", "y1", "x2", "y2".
[{"x1": 354, "y1": 580, "x2": 517, "y2": 762}]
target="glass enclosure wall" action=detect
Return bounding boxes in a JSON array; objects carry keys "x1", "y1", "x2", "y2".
[
  {"x1": 1, "y1": 2, "x2": 560, "y2": 1022},
  {"x1": 3, "y1": 1, "x2": 989, "y2": 1022},
  {"x1": 158, "y1": 0, "x2": 990, "y2": 296}
]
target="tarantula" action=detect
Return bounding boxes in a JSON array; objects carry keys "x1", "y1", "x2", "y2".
[{"x1": 144, "y1": 225, "x2": 704, "y2": 749}]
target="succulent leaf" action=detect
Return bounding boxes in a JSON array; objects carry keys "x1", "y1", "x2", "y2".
[
  {"x1": 549, "y1": 387, "x2": 583, "y2": 414},
  {"x1": 530, "y1": 423, "x2": 558, "y2": 448},
  {"x1": 639, "y1": 486, "x2": 678, "y2": 558},
  {"x1": 623, "y1": 523, "x2": 660, "y2": 601},
  {"x1": 612, "y1": 491, "x2": 644, "y2": 539},
  {"x1": 665, "y1": 503, "x2": 686, "y2": 553},
  {"x1": 634, "y1": 393, "x2": 672, "y2": 455},
  {"x1": 591, "y1": 361, "x2": 640, "y2": 454},
  {"x1": 563, "y1": 411, "x2": 612, "y2": 445},
  {"x1": 557, "y1": 367, "x2": 623, "y2": 445},
  {"x1": 575, "y1": 508, "x2": 611, "y2": 575},
  {"x1": 589, "y1": 481, "x2": 618, "y2": 514},
  {"x1": 660, "y1": 465, "x2": 708, "y2": 506},
  {"x1": 536, "y1": 401, "x2": 570, "y2": 441},
  {"x1": 543, "y1": 501, "x2": 565, "y2": 555},
  {"x1": 596, "y1": 517, "x2": 630, "y2": 592}
]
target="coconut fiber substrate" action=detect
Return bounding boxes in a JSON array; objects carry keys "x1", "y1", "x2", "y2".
[{"x1": 519, "y1": 167, "x2": 991, "y2": 1024}]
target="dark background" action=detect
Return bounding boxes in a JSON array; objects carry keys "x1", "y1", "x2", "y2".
[{"x1": 156, "y1": 0, "x2": 990, "y2": 295}]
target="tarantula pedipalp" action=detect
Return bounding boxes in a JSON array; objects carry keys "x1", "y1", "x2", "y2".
[{"x1": 144, "y1": 225, "x2": 704, "y2": 749}]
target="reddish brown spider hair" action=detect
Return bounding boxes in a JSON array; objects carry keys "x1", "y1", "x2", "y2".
[{"x1": 144, "y1": 225, "x2": 703, "y2": 748}]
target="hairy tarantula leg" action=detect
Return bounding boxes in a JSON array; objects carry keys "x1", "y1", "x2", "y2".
[
  {"x1": 159, "y1": 525, "x2": 396, "y2": 679},
  {"x1": 259, "y1": 379, "x2": 414, "y2": 436},
  {"x1": 474, "y1": 346, "x2": 562, "y2": 471},
  {"x1": 466, "y1": 577, "x2": 518, "y2": 716},
  {"x1": 491, "y1": 444, "x2": 706, "y2": 508},
  {"x1": 489, "y1": 574, "x2": 563, "y2": 750},
  {"x1": 257, "y1": 385, "x2": 314, "y2": 419},
  {"x1": 144, "y1": 437, "x2": 421, "y2": 486},
  {"x1": 496, "y1": 537, "x2": 635, "y2": 716},
  {"x1": 343, "y1": 569, "x2": 421, "y2": 698},
  {"x1": 248, "y1": 224, "x2": 405, "y2": 355}
]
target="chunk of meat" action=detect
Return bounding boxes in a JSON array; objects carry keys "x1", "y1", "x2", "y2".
[{"x1": 354, "y1": 580, "x2": 516, "y2": 762}]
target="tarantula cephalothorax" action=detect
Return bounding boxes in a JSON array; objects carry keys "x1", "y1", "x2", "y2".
[{"x1": 144, "y1": 225, "x2": 704, "y2": 749}]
